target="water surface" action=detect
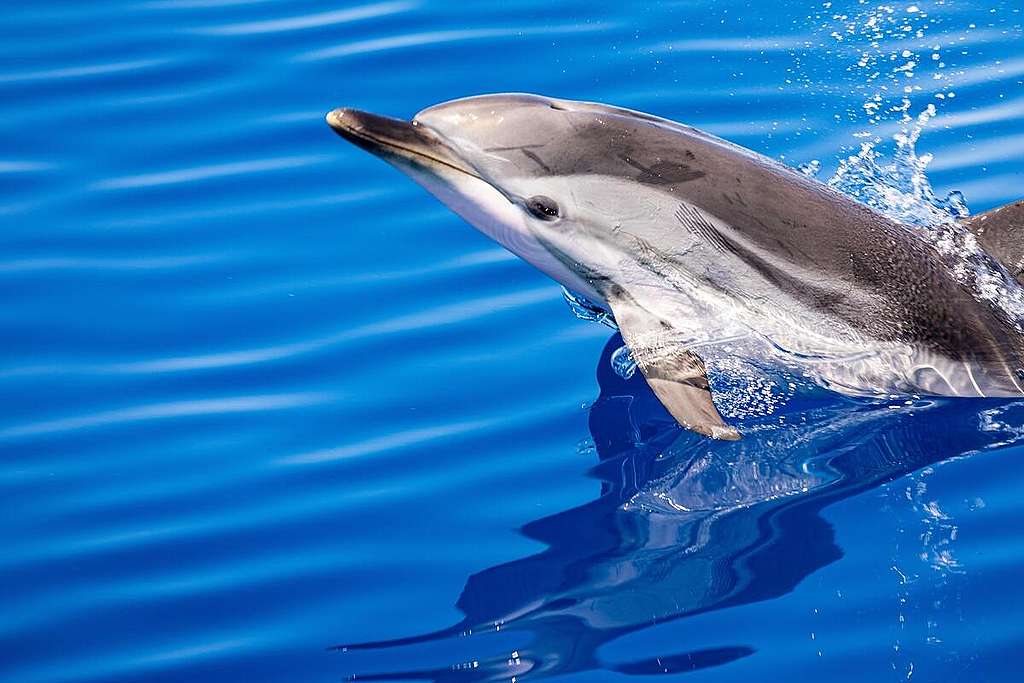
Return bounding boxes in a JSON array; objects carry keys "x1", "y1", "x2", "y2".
[{"x1": 2, "y1": 1, "x2": 1023, "y2": 682}]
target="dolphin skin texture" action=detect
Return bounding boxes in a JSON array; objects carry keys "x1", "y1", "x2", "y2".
[{"x1": 327, "y1": 94, "x2": 1024, "y2": 439}]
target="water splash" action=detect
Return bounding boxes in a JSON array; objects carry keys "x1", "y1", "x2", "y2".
[
  {"x1": 710, "y1": 356, "x2": 797, "y2": 419},
  {"x1": 808, "y1": 0, "x2": 968, "y2": 122},
  {"x1": 824, "y1": 101, "x2": 1024, "y2": 331},
  {"x1": 809, "y1": 1, "x2": 970, "y2": 222},
  {"x1": 978, "y1": 401, "x2": 1024, "y2": 447},
  {"x1": 806, "y1": 1, "x2": 1024, "y2": 330},
  {"x1": 561, "y1": 286, "x2": 617, "y2": 329},
  {"x1": 797, "y1": 159, "x2": 822, "y2": 177},
  {"x1": 609, "y1": 344, "x2": 637, "y2": 380},
  {"x1": 827, "y1": 102, "x2": 968, "y2": 225}
]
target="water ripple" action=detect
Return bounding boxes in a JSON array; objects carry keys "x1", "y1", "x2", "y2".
[
  {"x1": 0, "y1": 254, "x2": 225, "y2": 274},
  {"x1": 0, "y1": 58, "x2": 169, "y2": 84},
  {"x1": 91, "y1": 155, "x2": 334, "y2": 190},
  {"x1": 32, "y1": 286, "x2": 557, "y2": 376},
  {"x1": 937, "y1": 96, "x2": 1024, "y2": 130},
  {"x1": 225, "y1": 248, "x2": 517, "y2": 301},
  {"x1": 17, "y1": 636, "x2": 264, "y2": 683},
  {"x1": 297, "y1": 24, "x2": 614, "y2": 61},
  {"x1": 0, "y1": 160, "x2": 54, "y2": 173},
  {"x1": 192, "y1": 1, "x2": 417, "y2": 35},
  {"x1": 648, "y1": 35, "x2": 812, "y2": 53},
  {"x1": 927, "y1": 132, "x2": 1024, "y2": 172},
  {"x1": 0, "y1": 392, "x2": 336, "y2": 441},
  {"x1": 142, "y1": 0, "x2": 280, "y2": 8},
  {"x1": 278, "y1": 418, "x2": 500, "y2": 465},
  {"x1": 96, "y1": 188, "x2": 392, "y2": 229}
]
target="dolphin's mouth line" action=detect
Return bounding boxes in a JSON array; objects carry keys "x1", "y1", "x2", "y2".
[
  {"x1": 326, "y1": 108, "x2": 484, "y2": 183},
  {"x1": 349, "y1": 126, "x2": 481, "y2": 180}
]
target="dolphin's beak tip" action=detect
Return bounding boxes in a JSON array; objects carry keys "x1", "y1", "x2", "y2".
[{"x1": 325, "y1": 107, "x2": 349, "y2": 132}]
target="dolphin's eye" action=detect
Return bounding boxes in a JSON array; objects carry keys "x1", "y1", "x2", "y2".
[{"x1": 525, "y1": 195, "x2": 560, "y2": 221}]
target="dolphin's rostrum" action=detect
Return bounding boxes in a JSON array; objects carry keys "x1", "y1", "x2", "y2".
[{"x1": 327, "y1": 94, "x2": 1024, "y2": 439}]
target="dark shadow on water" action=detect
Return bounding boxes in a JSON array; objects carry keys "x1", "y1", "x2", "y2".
[{"x1": 337, "y1": 333, "x2": 1022, "y2": 681}]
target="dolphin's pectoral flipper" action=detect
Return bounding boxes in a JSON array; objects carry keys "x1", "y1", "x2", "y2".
[
  {"x1": 965, "y1": 200, "x2": 1024, "y2": 284},
  {"x1": 605, "y1": 288, "x2": 740, "y2": 440}
]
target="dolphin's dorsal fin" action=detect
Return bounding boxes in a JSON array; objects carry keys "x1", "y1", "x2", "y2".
[
  {"x1": 605, "y1": 287, "x2": 740, "y2": 440},
  {"x1": 964, "y1": 200, "x2": 1024, "y2": 285}
]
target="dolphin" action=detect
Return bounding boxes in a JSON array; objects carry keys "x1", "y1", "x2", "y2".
[{"x1": 326, "y1": 93, "x2": 1024, "y2": 439}]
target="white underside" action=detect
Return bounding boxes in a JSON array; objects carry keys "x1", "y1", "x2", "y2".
[{"x1": 402, "y1": 163, "x2": 604, "y2": 302}]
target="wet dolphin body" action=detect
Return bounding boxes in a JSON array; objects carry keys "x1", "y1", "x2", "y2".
[{"x1": 326, "y1": 94, "x2": 1024, "y2": 439}]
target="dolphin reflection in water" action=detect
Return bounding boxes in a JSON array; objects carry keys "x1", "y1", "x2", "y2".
[{"x1": 334, "y1": 334, "x2": 1024, "y2": 681}]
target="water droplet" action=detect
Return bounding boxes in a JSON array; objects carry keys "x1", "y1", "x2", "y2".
[
  {"x1": 798, "y1": 159, "x2": 822, "y2": 177},
  {"x1": 610, "y1": 345, "x2": 637, "y2": 379},
  {"x1": 561, "y1": 287, "x2": 616, "y2": 329}
]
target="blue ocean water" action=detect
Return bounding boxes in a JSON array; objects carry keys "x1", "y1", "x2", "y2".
[{"x1": 2, "y1": 1, "x2": 1023, "y2": 681}]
